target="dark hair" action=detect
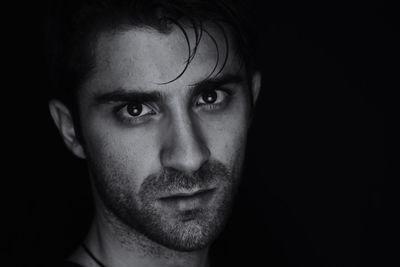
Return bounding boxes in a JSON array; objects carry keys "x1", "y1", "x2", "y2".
[{"x1": 46, "y1": 0, "x2": 259, "y2": 114}]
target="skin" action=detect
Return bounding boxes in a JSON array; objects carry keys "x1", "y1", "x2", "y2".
[{"x1": 49, "y1": 24, "x2": 261, "y2": 267}]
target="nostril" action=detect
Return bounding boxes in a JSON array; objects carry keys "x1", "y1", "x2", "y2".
[
  {"x1": 160, "y1": 135, "x2": 210, "y2": 173},
  {"x1": 159, "y1": 112, "x2": 210, "y2": 172}
]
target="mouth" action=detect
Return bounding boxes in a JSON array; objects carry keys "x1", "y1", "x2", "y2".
[
  {"x1": 161, "y1": 188, "x2": 214, "y2": 199},
  {"x1": 159, "y1": 188, "x2": 216, "y2": 210}
]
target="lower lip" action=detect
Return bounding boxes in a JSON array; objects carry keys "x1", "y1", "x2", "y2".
[{"x1": 159, "y1": 189, "x2": 215, "y2": 210}]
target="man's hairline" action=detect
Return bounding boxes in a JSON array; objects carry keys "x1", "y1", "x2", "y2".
[
  {"x1": 65, "y1": 21, "x2": 255, "y2": 131},
  {"x1": 77, "y1": 22, "x2": 250, "y2": 102}
]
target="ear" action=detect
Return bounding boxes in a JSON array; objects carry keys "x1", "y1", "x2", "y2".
[
  {"x1": 48, "y1": 100, "x2": 86, "y2": 159},
  {"x1": 251, "y1": 71, "x2": 262, "y2": 106}
]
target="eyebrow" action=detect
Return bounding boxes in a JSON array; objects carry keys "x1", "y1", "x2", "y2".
[
  {"x1": 94, "y1": 90, "x2": 162, "y2": 105},
  {"x1": 190, "y1": 73, "x2": 244, "y2": 94},
  {"x1": 93, "y1": 73, "x2": 244, "y2": 105}
]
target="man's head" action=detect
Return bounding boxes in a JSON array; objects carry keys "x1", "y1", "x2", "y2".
[{"x1": 48, "y1": 0, "x2": 261, "y2": 252}]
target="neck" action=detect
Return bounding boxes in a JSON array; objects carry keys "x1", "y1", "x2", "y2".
[{"x1": 69, "y1": 211, "x2": 210, "y2": 267}]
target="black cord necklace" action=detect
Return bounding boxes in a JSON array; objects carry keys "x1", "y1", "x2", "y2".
[{"x1": 81, "y1": 243, "x2": 107, "y2": 267}]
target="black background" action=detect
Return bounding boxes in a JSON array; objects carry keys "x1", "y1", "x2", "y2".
[{"x1": 4, "y1": 1, "x2": 395, "y2": 266}]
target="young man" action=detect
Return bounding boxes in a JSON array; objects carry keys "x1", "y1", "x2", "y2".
[{"x1": 48, "y1": 1, "x2": 261, "y2": 266}]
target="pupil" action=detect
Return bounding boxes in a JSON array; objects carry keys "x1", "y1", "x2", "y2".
[
  {"x1": 127, "y1": 104, "x2": 142, "y2": 116},
  {"x1": 203, "y1": 91, "x2": 217, "y2": 103}
]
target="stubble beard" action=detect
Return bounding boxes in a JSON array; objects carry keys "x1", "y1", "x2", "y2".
[{"x1": 90, "y1": 158, "x2": 243, "y2": 252}]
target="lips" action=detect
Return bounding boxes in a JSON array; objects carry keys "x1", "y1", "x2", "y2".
[
  {"x1": 159, "y1": 188, "x2": 216, "y2": 210},
  {"x1": 160, "y1": 188, "x2": 215, "y2": 200}
]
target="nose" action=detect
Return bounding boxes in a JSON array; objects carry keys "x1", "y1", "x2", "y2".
[{"x1": 160, "y1": 111, "x2": 210, "y2": 173}]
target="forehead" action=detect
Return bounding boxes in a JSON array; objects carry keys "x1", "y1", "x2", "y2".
[{"x1": 84, "y1": 23, "x2": 243, "y2": 94}]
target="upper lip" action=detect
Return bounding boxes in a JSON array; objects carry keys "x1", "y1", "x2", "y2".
[{"x1": 160, "y1": 188, "x2": 214, "y2": 199}]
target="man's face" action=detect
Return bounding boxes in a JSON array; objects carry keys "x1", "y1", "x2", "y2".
[{"x1": 76, "y1": 25, "x2": 256, "y2": 251}]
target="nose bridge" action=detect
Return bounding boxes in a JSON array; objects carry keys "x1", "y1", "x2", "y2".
[{"x1": 160, "y1": 106, "x2": 210, "y2": 172}]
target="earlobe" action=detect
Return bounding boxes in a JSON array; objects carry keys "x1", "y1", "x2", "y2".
[
  {"x1": 251, "y1": 72, "x2": 262, "y2": 106},
  {"x1": 48, "y1": 100, "x2": 86, "y2": 159}
]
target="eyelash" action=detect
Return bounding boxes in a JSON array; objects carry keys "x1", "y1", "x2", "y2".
[
  {"x1": 113, "y1": 88, "x2": 234, "y2": 125},
  {"x1": 195, "y1": 88, "x2": 233, "y2": 111},
  {"x1": 113, "y1": 103, "x2": 156, "y2": 124}
]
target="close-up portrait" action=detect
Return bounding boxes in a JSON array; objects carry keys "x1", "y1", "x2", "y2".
[{"x1": 5, "y1": 0, "x2": 394, "y2": 267}]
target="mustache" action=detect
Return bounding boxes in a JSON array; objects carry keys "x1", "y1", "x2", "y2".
[{"x1": 139, "y1": 160, "x2": 231, "y2": 197}]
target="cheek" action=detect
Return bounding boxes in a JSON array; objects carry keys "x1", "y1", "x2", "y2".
[
  {"x1": 211, "y1": 125, "x2": 247, "y2": 167},
  {"x1": 202, "y1": 105, "x2": 249, "y2": 166},
  {"x1": 82, "y1": 118, "x2": 161, "y2": 194}
]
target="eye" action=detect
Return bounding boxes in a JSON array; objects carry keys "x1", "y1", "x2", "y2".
[
  {"x1": 115, "y1": 102, "x2": 156, "y2": 124},
  {"x1": 126, "y1": 103, "x2": 145, "y2": 117},
  {"x1": 197, "y1": 89, "x2": 228, "y2": 106}
]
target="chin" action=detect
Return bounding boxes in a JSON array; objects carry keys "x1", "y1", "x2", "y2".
[
  {"x1": 141, "y1": 210, "x2": 227, "y2": 252},
  {"x1": 158, "y1": 223, "x2": 217, "y2": 252}
]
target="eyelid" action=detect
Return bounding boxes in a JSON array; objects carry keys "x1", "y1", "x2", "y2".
[
  {"x1": 194, "y1": 88, "x2": 234, "y2": 110},
  {"x1": 113, "y1": 101, "x2": 156, "y2": 113},
  {"x1": 112, "y1": 102, "x2": 157, "y2": 125},
  {"x1": 200, "y1": 86, "x2": 232, "y2": 94},
  {"x1": 197, "y1": 87, "x2": 233, "y2": 98}
]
